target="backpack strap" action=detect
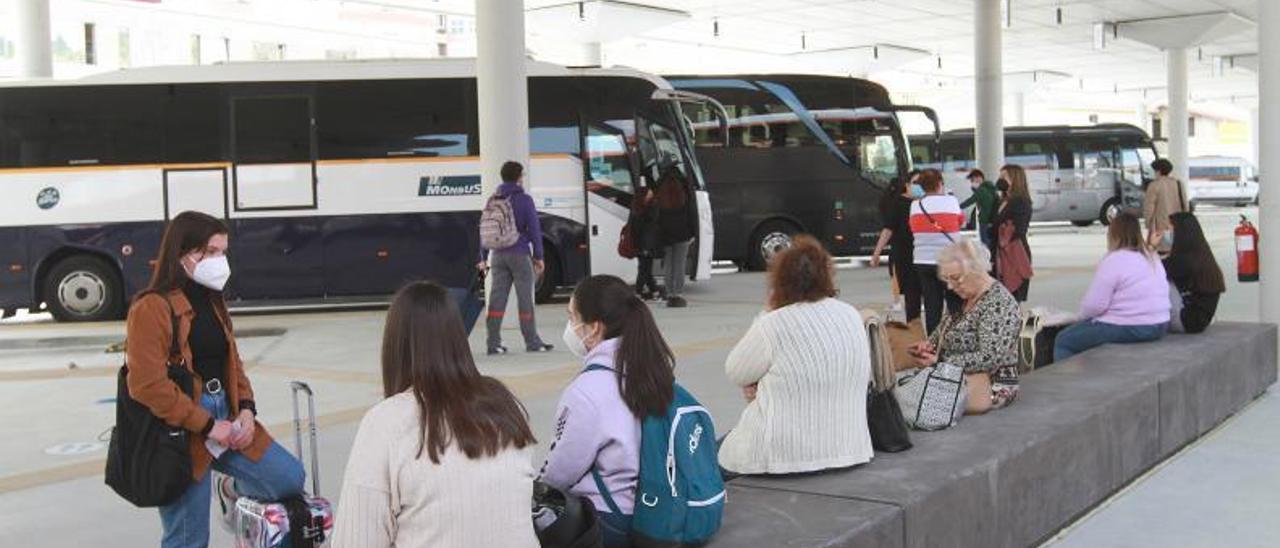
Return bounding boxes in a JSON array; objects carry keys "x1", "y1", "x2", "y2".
[
  {"x1": 581, "y1": 362, "x2": 627, "y2": 516},
  {"x1": 589, "y1": 467, "x2": 625, "y2": 517},
  {"x1": 918, "y1": 199, "x2": 957, "y2": 243}
]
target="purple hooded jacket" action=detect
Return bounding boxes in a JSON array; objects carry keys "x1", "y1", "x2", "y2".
[
  {"x1": 481, "y1": 182, "x2": 544, "y2": 261},
  {"x1": 538, "y1": 338, "x2": 642, "y2": 515}
]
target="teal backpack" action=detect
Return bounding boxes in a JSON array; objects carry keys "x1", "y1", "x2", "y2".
[{"x1": 586, "y1": 365, "x2": 726, "y2": 546}]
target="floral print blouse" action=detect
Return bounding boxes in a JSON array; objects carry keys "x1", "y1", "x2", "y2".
[{"x1": 928, "y1": 283, "x2": 1021, "y2": 374}]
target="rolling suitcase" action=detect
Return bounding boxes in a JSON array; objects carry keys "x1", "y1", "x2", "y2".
[{"x1": 233, "y1": 381, "x2": 334, "y2": 548}]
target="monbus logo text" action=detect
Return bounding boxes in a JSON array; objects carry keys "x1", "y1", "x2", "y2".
[{"x1": 419, "y1": 175, "x2": 482, "y2": 197}]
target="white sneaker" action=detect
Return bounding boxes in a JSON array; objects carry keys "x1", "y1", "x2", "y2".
[{"x1": 214, "y1": 472, "x2": 239, "y2": 533}]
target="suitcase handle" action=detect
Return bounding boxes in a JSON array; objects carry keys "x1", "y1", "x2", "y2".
[{"x1": 290, "y1": 381, "x2": 321, "y2": 496}]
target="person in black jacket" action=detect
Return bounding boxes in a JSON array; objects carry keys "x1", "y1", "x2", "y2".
[
  {"x1": 629, "y1": 184, "x2": 662, "y2": 300},
  {"x1": 653, "y1": 166, "x2": 698, "y2": 308},
  {"x1": 871, "y1": 173, "x2": 922, "y2": 322},
  {"x1": 1163, "y1": 212, "x2": 1225, "y2": 333},
  {"x1": 992, "y1": 164, "x2": 1034, "y2": 302}
]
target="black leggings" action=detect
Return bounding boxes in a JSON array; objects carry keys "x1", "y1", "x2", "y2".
[
  {"x1": 917, "y1": 264, "x2": 963, "y2": 335},
  {"x1": 891, "y1": 259, "x2": 922, "y2": 323}
]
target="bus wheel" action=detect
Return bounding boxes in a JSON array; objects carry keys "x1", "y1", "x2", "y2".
[
  {"x1": 43, "y1": 255, "x2": 124, "y2": 322},
  {"x1": 1099, "y1": 198, "x2": 1122, "y2": 226},
  {"x1": 535, "y1": 246, "x2": 560, "y2": 304},
  {"x1": 1071, "y1": 220, "x2": 1094, "y2": 227},
  {"x1": 748, "y1": 221, "x2": 798, "y2": 271}
]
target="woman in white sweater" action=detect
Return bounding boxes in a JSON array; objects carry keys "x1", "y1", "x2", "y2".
[
  {"x1": 719, "y1": 235, "x2": 874, "y2": 475},
  {"x1": 332, "y1": 282, "x2": 539, "y2": 548}
]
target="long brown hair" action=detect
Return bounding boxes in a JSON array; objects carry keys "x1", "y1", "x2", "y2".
[
  {"x1": 144, "y1": 211, "x2": 229, "y2": 295},
  {"x1": 1107, "y1": 211, "x2": 1152, "y2": 259},
  {"x1": 381, "y1": 281, "x2": 536, "y2": 463},
  {"x1": 1000, "y1": 164, "x2": 1032, "y2": 203},
  {"x1": 1169, "y1": 212, "x2": 1226, "y2": 293},
  {"x1": 572, "y1": 275, "x2": 674, "y2": 418},
  {"x1": 768, "y1": 234, "x2": 837, "y2": 310}
]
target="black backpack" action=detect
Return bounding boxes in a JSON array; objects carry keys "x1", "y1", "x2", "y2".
[{"x1": 105, "y1": 297, "x2": 196, "y2": 507}]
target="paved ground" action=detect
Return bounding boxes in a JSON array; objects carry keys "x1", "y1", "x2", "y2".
[{"x1": 0, "y1": 206, "x2": 1270, "y2": 547}]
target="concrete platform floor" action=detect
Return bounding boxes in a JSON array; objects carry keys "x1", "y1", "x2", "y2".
[{"x1": 0, "y1": 206, "x2": 1270, "y2": 547}]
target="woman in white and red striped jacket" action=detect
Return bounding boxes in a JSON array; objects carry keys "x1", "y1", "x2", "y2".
[{"x1": 909, "y1": 169, "x2": 965, "y2": 335}]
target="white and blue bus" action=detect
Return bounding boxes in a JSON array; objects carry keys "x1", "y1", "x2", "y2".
[{"x1": 0, "y1": 59, "x2": 719, "y2": 321}]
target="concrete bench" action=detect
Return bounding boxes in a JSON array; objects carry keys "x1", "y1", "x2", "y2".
[{"x1": 709, "y1": 322, "x2": 1276, "y2": 548}]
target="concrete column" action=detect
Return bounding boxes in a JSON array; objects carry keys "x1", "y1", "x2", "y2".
[
  {"x1": 1010, "y1": 91, "x2": 1026, "y2": 126},
  {"x1": 584, "y1": 42, "x2": 603, "y2": 67},
  {"x1": 1259, "y1": 1, "x2": 1280, "y2": 325},
  {"x1": 1166, "y1": 47, "x2": 1190, "y2": 183},
  {"x1": 1249, "y1": 106, "x2": 1260, "y2": 169},
  {"x1": 974, "y1": 0, "x2": 1005, "y2": 175},
  {"x1": 476, "y1": 0, "x2": 530, "y2": 197},
  {"x1": 15, "y1": 0, "x2": 53, "y2": 79}
]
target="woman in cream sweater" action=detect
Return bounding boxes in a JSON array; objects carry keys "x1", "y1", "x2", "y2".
[
  {"x1": 332, "y1": 282, "x2": 539, "y2": 548},
  {"x1": 719, "y1": 235, "x2": 874, "y2": 475}
]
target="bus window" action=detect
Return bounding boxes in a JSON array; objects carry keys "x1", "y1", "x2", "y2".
[
  {"x1": 586, "y1": 126, "x2": 634, "y2": 196},
  {"x1": 1120, "y1": 147, "x2": 1147, "y2": 186},
  {"x1": 859, "y1": 133, "x2": 898, "y2": 186},
  {"x1": 1006, "y1": 141, "x2": 1051, "y2": 170}
]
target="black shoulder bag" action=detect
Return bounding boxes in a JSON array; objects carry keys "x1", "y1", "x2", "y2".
[{"x1": 105, "y1": 298, "x2": 196, "y2": 507}]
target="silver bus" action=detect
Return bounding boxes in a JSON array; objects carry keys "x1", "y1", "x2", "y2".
[{"x1": 911, "y1": 124, "x2": 1159, "y2": 226}]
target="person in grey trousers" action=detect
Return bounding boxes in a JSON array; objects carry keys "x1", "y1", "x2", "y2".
[
  {"x1": 478, "y1": 161, "x2": 554, "y2": 355},
  {"x1": 653, "y1": 166, "x2": 697, "y2": 308}
]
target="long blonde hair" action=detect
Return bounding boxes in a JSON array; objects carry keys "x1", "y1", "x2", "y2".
[{"x1": 1107, "y1": 211, "x2": 1154, "y2": 261}]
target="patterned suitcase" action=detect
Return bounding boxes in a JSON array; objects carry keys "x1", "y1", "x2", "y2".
[{"x1": 233, "y1": 381, "x2": 334, "y2": 547}]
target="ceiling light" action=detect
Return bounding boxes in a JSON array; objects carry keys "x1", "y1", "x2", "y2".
[
  {"x1": 801, "y1": 32, "x2": 807, "y2": 50},
  {"x1": 1056, "y1": 6, "x2": 1063, "y2": 26},
  {"x1": 713, "y1": 18, "x2": 719, "y2": 37},
  {"x1": 1003, "y1": 0, "x2": 1012, "y2": 29}
]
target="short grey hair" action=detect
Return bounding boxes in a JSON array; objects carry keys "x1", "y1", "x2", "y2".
[{"x1": 937, "y1": 237, "x2": 991, "y2": 275}]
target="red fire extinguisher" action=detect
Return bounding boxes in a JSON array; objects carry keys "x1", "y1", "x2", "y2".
[{"x1": 1236, "y1": 215, "x2": 1259, "y2": 282}]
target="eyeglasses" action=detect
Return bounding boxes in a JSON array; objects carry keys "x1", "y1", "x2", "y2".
[{"x1": 940, "y1": 271, "x2": 968, "y2": 287}]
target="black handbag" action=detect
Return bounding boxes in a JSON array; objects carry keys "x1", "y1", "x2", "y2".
[
  {"x1": 533, "y1": 481, "x2": 605, "y2": 548},
  {"x1": 104, "y1": 298, "x2": 196, "y2": 507},
  {"x1": 867, "y1": 389, "x2": 913, "y2": 453}
]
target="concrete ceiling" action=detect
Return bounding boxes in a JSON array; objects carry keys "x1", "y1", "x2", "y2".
[{"x1": 380, "y1": 0, "x2": 1259, "y2": 104}]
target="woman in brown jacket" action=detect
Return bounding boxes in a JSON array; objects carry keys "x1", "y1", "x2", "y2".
[{"x1": 127, "y1": 211, "x2": 304, "y2": 547}]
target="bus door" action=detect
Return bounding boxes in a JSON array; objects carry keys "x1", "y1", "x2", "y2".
[
  {"x1": 634, "y1": 113, "x2": 711, "y2": 282},
  {"x1": 227, "y1": 91, "x2": 324, "y2": 299},
  {"x1": 583, "y1": 123, "x2": 637, "y2": 281},
  {"x1": 1116, "y1": 145, "x2": 1149, "y2": 215}
]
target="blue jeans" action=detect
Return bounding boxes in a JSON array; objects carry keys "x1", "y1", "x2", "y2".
[
  {"x1": 1053, "y1": 320, "x2": 1168, "y2": 362},
  {"x1": 159, "y1": 391, "x2": 306, "y2": 548}
]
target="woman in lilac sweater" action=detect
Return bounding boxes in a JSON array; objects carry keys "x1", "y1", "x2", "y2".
[
  {"x1": 538, "y1": 275, "x2": 677, "y2": 547},
  {"x1": 1054, "y1": 211, "x2": 1170, "y2": 361}
]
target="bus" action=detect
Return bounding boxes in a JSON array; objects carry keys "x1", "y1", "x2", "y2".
[
  {"x1": 910, "y1": 124, "x2": 1159, "y2": 226},
  {"x1": 667, "y1": 75, "x2": 938, "y2": 270},
  {"x1": 0, "y1": 59, "x2": 719, "y2": 321}
]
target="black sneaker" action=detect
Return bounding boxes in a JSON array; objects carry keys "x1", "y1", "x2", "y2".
[
  {"x1": 528, "y1": 343, "x2": 554, "y2": 352},
  {"x1": 666, "y1": 296, "x2": 688, "y2": 308},
  {"x1": 487, "y1": 345, "x2": 509, "y2": 356}
]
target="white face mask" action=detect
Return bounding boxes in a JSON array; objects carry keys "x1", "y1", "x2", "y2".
[
  {"x1": 563, "y1": 320, "x2": 589, "y2": 358},
  {"x1": 189, "y1": 255, "x2": 231, "y2": 291}
]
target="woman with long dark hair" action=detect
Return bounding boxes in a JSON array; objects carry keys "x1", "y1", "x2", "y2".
[
  {"x1": 334, "y1": 281, "x2": 538, "y2": 547},
  {"x1": 992, "y1": 164, "x2": 1034, "y2": 302},
  {"x1": 1163, "y1": 212, "x2": 1226, "y2": 333},
  {"x1": 125, "y1": 211, "x2": 304, "y2": 547},
  {"x1": 1053, "y1": 211, "x2": 1169, "y2": 361},
  {"x1": 539, "y1": 275, "x2": 677, "y2": 547}
]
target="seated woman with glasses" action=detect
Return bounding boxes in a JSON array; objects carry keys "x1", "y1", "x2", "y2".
[{"x1": 907, "y1": 237, "x2": 1022, "y2": 413}]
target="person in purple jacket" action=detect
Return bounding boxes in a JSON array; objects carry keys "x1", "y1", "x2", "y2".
[
  {"x1": 478, "y1": 161, "x2": 554, "y2": 355},
  {"x1": 538, "y1": 275, "x2": 676, "y2": 548},
  {"x1": 1054, "y1": 211, "x2": 1170, "y2": 361}
]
